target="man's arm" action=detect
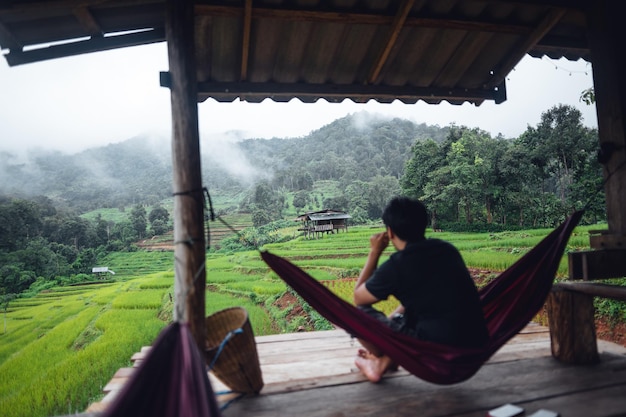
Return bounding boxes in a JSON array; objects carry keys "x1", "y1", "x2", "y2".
[{"x1": 353, "y1": 231, "x2": 389, "y2": 306}]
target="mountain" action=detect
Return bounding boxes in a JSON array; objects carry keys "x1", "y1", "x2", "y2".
[{"x1": 0, "y1": 112, "x2": 450, "y2": 212}]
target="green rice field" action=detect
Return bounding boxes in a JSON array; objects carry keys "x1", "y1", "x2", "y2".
[{"x1": 0, "y1": 221, "x2": 613, "y2": 417}]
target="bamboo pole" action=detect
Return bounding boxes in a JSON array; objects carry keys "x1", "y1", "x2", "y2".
[{"x1": 165, "y1": 0, "x2": 206, "y2": 350}]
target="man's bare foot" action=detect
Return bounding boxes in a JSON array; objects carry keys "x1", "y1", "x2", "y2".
[
  {"x1": 357, "y1": 348, "x2": 373, "y2": 358},
  {"x1": 355, "y1": 354, "x2": 393, "y2": 383}
]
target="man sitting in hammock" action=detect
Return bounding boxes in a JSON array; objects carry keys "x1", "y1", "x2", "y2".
[{"x1": 353, "y1": 197, "x2": 489, "y2": 382}]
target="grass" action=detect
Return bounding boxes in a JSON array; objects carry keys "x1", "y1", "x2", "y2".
[
  {"x1": 1, "y1": 219, "x2": 620, "y2": 417},
  {"x1": 80, "y1": 207, "x2": 131, "y2": 223},
  {"x1": 0, "y1": 279, "x2": 168, "y2": 417}
]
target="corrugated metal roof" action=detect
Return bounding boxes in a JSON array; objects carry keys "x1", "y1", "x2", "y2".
[
  {"x1": 295, "y1": 209, "x2": 351, "y2": 221},
  {"x1": 308, "y1": 213, "x2": 352, "y2": 221},
  {"x1": 0, "y1": 0, "x2": 590, "y2": 105}
]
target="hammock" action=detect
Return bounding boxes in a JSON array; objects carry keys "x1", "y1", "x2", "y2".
[
  {"x1": 261, "y1": 211, "x2": 583, "y2": 385},
  {"x1": 102, "y1": 321, "x2": 222, "y2": 417}
]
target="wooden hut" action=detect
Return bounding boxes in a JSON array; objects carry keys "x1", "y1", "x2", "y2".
[
  {"x1": 2, "y1": 1, "x2": 626, "y2": 415},
  {"x1": 296, "y1": 209, "x2": 351, "y2": 239}
]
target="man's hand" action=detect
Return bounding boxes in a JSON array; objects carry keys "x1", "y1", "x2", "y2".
[
  {"x1": 369, "y1": 231, "x2": 390, "y2": 256},
  {"x1": 354, "y1": 230, "x2": 389, "y2": 306}
]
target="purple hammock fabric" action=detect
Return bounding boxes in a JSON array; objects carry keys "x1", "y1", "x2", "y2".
[
  {"x1": 261, "y1": 211, "x2": 583, "y2": 385},
  {"x1": 102, "y1": 321, "x2": 222, "y2": 417}
]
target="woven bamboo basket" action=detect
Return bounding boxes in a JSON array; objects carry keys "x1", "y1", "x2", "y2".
[{"x1": 204, "y1": 307, "x2": 264, "y2": 394}]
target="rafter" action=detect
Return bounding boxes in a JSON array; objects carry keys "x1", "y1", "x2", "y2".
[
  {"x1": 73, "y1": 6, "x2": 102, "y2": 36},
  {"x1": 194, "y1": 4, "x2": 533, "y2": 36},
  {"x1": 367, "y1": 0, "x2": 415, "y2": 85},
  {"x1": 488, "y1": 7, "x2": 566, "y2": 88},
  {"x1": 240, "y1": 0, "x2": 252, "y2": 81},
  {"x1": 0, "y1": 21, "x2": 21, "y2": 50}
]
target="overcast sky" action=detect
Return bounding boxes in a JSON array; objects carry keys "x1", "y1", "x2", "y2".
[{"x1": 0, "y1": 42, "x2": 597, "y2": 155}]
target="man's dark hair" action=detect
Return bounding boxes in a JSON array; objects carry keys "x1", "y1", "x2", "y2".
[{"x1": 381, "y1": 197, "x2": 428, "y2": 242}]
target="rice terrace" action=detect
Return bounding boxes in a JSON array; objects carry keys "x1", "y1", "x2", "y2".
[{"x1": 2, "y1": 217, "x2": 624, "y2": 417}]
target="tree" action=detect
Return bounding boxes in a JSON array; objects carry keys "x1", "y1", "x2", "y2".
[
  {"x1": 344, "y1": 181, "x2": 371, "y2": 219},
  {"x1": 349, "y1": 206, "x2": 369, "y2": 225},
  {"x1": 72, "y1": 248, "x2": 98, "y2": 274},
  {"x1": 252, "y1": 208, "x2": 273, "y2": 227},
  {"x1": 517, "y1": 105, "x2": 600, "y2": 223},
  {"x1": 148, "y1": 205, "x2": 170, "y2": 236},
  {"x1": 93, "y1": 214, "x2": 111, "y2": 246},
  {"x1": 580, "y1": 87, "x2": 595, "y2": 105},
  {"x1": 401, "y1": 139, "x2": 444, "y2": 200},
  {"x1": 150, "y1": 219, "x2": 169, "y2": 236},
  {"x1": 499, "y1": 141, "x2": 539, "y2": 226},
  {"x1": 130, "y1": 204, "x2": 147, "y2": 239},
  {"x1": 292, "y1": 191, "x2": 308, "y2": 212},
  {"x1": 49, "y1": 217, "x2": 90, "y2": 249},
  {"x1": 111, "y1": 220, "x2": 136, "y2": 244},
  {"x1": 0, "y1": 264, "x2": 35, "y2": 295},
  {"x1": 367, "y1": 175, "x2": 401, "y2": 219},
  {"x1": 438, "y1": 128, "x2": 497, "y2": 223},
  {"x1": 294, "y1": 171, "x2": 314, "y2": 191},
  {"x1": 0, "y1": 198, "x2": 42, "y2": 251},
  {"x1": 323, "y1": 195, "x2": 349, "y2": 212},
  {"x1": 422, "y1": 165, "x2": 455, "y2": 227},
  {"x1": 148, "y1": 205, "x2": 170, "y2": 225},
  {"x1": 15, "y1": 238, "x2": 63, "y2": 280},
  {"x1": 251, "y1": 182, "x2": 284, "y2": 218},
  {"x1": 1, "y1": 292, "x2": 17, "y2": 333}
]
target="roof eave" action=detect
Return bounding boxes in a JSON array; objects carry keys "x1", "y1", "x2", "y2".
[{"x1": 195, "y1": 80, "x2": 507, "y2": 105}]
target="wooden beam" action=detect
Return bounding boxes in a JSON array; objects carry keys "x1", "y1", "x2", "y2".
[
  {"x1": 531, "y1": 36, "x2": 589, "y2": 56},
  {"x1": 367, "y1": 0, "x2": 415, "y2": 85},
  {"x1": 589, "y1": 229, "x2": 626, "y2": 249},
  {"x1": 197, "y1": 81, "x2": 503, "y2": 104},
  {"x1": 0, "y1": 21, "x2": 20, "y2": 53},
  {"x1": 165, "y1": 0, "x2": 206, "y2": 351},
  {"x1": 72, "y1": 6, "x2": 102, "y2": 36},
  {"x1": 487, "y1": 7, "x2": 566, "y2": 88},
  {"x1": 240, "y1": 0, "x2": 252, "y2": 81},
  {"x1": 553, "y1": 281, "x2": 626, "y2": 301},
  {"x1": 0, "y1": 0, "x2": 164, "y2": 15},
  {"x1": 4, "y1": 28, "x2": 164, "y2": 66},
  {"x1": 568, "y1": 249, "x2": 626, "y2": 280}
]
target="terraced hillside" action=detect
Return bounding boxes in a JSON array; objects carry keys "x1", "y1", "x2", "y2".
[{"x1": 1, "y1": 221, "x2": 608, "y2": 417}]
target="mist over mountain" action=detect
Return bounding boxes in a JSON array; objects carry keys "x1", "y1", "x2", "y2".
[{"x1": 0, "y1": 112, "x2": 449, "y2": 212}]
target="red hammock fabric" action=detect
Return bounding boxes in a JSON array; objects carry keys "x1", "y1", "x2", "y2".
[
  {"x1": 261, "y1": 211, "x2": 582, "y2": 385},
  {"x1": 102, "y1": 321, "x2": 222, "y2": 417}
]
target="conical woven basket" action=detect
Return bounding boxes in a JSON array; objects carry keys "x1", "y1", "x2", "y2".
[{"x1": 204, "y1": 307, "x2": 264, "y2": 394}]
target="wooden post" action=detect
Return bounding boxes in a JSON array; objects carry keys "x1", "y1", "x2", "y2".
[
  {"x1": 165, "y1": 0, "x2": 206, "y2": 350},
  {"x1": 546, "y1": 290, "x2": 599, "y2": 364},
  {"x1": 588, "y1": 0, "x2": 626, "y2": 236}
]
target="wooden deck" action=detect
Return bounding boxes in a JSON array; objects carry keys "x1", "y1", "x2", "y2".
[{"x1": 88, "y1": 324, "x2": 626, "y2": 417}]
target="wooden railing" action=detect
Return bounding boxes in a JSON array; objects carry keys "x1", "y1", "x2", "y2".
[{"x1": 547, "y1": 248, "x2": 626, "y2": 364}]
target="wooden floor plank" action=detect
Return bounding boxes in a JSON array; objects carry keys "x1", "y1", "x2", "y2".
[
  {"x1": 87, "y1": 324, "x2": 626, "y2": 416},
  {"x1": 224, "y1": 353, "x2": 626, "y2": 417}
]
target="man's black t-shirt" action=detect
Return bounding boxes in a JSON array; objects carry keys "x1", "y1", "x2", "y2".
[{"x1": 365, "y1": 238, "x2": 489, "y2": 348}]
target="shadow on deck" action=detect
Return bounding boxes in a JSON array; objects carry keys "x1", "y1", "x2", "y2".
[{"x1": 88, "y1": 324, "x2": 626, "y2": 417}]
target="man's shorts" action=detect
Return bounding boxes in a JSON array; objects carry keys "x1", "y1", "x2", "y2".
[{"x1": 357, "y1": 305, "x2": 419, "y2": 339}]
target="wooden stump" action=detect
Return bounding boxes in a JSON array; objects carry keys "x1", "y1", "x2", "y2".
[{"x1": 546, "y1": 289, "x2": 600, "y2": 364}]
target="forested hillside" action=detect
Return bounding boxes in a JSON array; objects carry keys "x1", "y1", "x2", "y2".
[
  {"x1": 0, "y1": 112, "x2": 447, "y2": 211},
  {"x1": 0, "y1": 105, "x2": 603, "y2": 297},
  {"x1": 402, "y1": 105, "x2": 604, "y2": 229}
]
